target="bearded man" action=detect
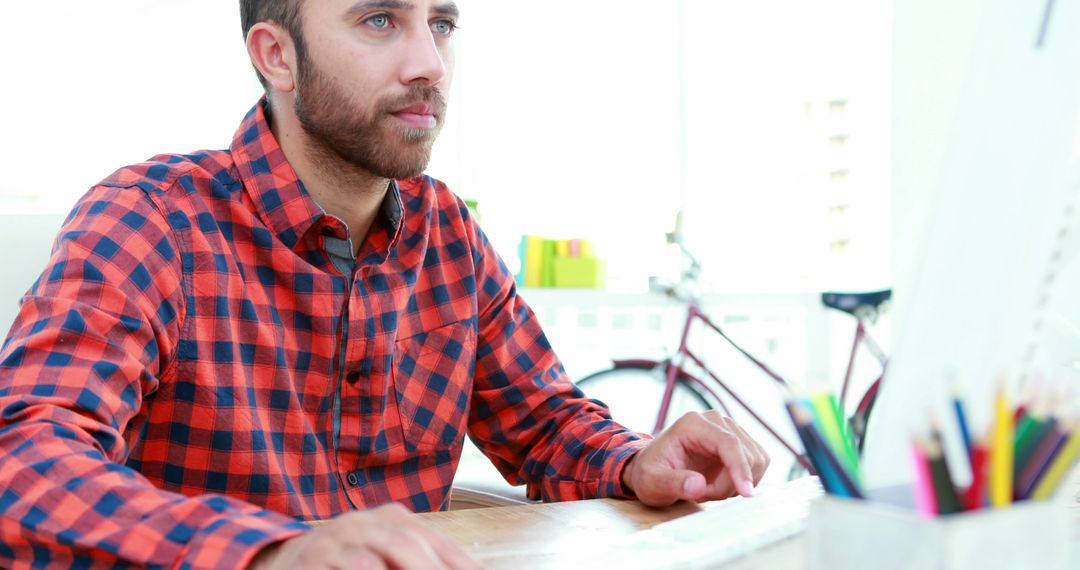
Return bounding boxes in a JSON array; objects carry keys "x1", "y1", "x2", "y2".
[{"x1": 0, "y1": 1, "x2": 769, "y2": 568}]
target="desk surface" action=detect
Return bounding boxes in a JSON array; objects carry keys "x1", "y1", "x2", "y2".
[
  {"x1": 416, "y1": 495, "x2": 805, "y2": 570},
  {"x1": 414, "y1": 467, "x2": 1080, "y2": 569}
]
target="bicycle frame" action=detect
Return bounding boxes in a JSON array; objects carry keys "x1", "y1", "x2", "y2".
[
  {"x1": 839, "y1": 316, "x2": 887, "y2": 411},
  {"x1": 839, "y1": 316, "x2": 888, "y2": 452},
  {"x1": 647, "y1": 300, "x2": 886, "y2": 474}
]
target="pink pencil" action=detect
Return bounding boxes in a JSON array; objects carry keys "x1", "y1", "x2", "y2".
[{"x1": 912, "y1": 437, "x2": 938, "y2": 518}]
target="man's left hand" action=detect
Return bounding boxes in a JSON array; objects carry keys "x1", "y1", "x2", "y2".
[{"x1": 621, "y1": 411, "x2": 770, "y2": 507}]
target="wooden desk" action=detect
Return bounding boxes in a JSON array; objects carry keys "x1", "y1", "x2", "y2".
[{"x1": 417, "y1": 497, "x2": 806, "y2": 569}]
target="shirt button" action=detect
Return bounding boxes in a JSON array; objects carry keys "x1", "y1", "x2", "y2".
[
  {"x1": 346, "y1": 472, "x2": 359, "y2": 486},
  {"x1": 346, "y1": 371, "x2": 361, "y2": 384}
]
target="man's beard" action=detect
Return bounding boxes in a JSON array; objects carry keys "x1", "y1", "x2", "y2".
[{"x1": 293, "y1": 54, "x2": 446, "y2": 181}]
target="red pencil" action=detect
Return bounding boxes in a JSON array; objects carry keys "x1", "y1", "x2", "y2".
[{"x1": 964, "y1": 438, "x2": 990, "y2": 511}]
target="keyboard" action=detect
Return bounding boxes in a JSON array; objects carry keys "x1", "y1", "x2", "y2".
[{"x1": 589, "y1": 477, "x2": 823, "y2": 569}]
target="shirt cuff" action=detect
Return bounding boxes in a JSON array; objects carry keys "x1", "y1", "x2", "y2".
[
  {"x1": 173, "y1": 510, "x2": 310, "y2": 570},
  {"x1": 604, "y1": 437, "x2": 652, "y2": 499},
  {"x1": 534, "y1": 434, "x2": 653, "y2": 502}
]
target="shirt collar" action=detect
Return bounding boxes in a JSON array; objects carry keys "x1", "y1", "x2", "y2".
[
  {"x1": 229, "y1": 98, "x2": 406, "y2": 256},
  {"x1": 230, "y1": 98, "x2": 324, "y2": 251},
  {"x1": 321, "y1": 181, "x2": 404, "y2": 272}
]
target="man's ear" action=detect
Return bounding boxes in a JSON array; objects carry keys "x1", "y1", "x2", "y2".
[{"x1": 246, "y1": 22, "x2": 298, "y2": 94}]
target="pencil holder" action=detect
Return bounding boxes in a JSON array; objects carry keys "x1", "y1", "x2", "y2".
[{"x1": 807, "y1": 488, "x2": 1071, "y2": 570}]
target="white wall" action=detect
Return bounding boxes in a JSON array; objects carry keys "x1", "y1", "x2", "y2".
[
  {"x1": 0, "y1": 2, "x2": 263, "y2": 212},
  {"x1": 0, "y1": 215, "x2": 66, "y2": 338},
  {"x1": 679, "y1": 0, "x2": 892, "y2": 295}
]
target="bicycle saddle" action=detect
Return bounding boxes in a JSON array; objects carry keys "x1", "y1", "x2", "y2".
[{"x1": 821, "y1": 289, "x2": 892, "y2": 317}]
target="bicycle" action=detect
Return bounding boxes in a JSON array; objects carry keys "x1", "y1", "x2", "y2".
[{"x1": 575, "y1": 229, "x2": 890, "y2": 475}]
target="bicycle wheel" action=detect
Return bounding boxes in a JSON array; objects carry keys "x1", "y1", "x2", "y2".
[{"x1": 577, "y1": 363, "x2": 712, "y2": 434}]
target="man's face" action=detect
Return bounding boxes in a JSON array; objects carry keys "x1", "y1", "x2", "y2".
[{"x1": 292, "y1": 0, "x2": 458, "y2": 180}]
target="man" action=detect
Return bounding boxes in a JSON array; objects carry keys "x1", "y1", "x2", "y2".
[{"x1": 0, "y1": 0, "x2": 769, "y2": 568}]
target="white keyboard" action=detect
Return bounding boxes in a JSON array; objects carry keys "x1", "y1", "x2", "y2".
[{"x1": 591, "y1": 477, "x2": 823, "y2": 569}]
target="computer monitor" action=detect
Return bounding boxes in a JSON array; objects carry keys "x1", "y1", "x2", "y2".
[{"x1": 863, "y1": 0, "x2": 1080, "y2": 487}]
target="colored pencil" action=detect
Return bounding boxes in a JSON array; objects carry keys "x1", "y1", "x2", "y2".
[
  {"x1": 784, "y1": 400, "x2": 827, "y2": 480},
  {"x1": 952, "y1": 394, "x2": 974, "y2": 465},
  {"x1": 1012, "y1": 377, "x2": 1039, "y2": 423},
  {"x1": 805, "y1": 420, "x2": 864, "y2": 499},
  {"x1": 924, "y1": 438, "x2": 961, "y2": 514},
  {"x1": 1013, "y1": 411, "x2": 1036, "y2": 451},
  {"x1": 1032, "y1": 422, "x2": 1080, "y2": 501},
  {"x1": 789, "y1": 402, "x2": 863, "y2": 498},
  {"x1": 964, "y1": 438, "x2": 990, "y2": 511},
  {"x1": 1017, "y1": 421, "x2": 1068, "y2": 500},
  {"x1": 810, "y1": 392, "x2": 861, "y2": 485},
  {"x1": 911, "y1": 437, "x2": 939, "y2": 517},
  {"x1": 989, "y1": 388, "x2": 1014, "y2": 508},
  {"x1": 1013, "y1": 411, "x2": 1053, "y2": 478},
  {"x1": 803, "y1": 433, "x2": 845, "y2": 495}
]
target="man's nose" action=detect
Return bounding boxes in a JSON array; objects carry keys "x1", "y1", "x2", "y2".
[{"x1": 399, "y1": 28, "x2": 447, "y2": 86}]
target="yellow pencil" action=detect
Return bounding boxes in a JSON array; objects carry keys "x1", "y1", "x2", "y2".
[
  {"x1": 1031, "y1": 422, "x2": 1080, "y2": 501},
  {"x1": 990, "y1": 388, "x2": 1014, "y2": 508}
]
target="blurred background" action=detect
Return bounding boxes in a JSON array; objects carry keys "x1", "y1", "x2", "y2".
[{"x1": 2, "y1": 0, "x2": 1071, "y2": 485}]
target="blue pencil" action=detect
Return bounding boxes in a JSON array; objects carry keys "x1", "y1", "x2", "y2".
[
  {"x1": 953, "y1": 395, "x2": 974, "y2": 466},
  {"x1": 805, "y1": 421, "x2": 864, "y2": 499},
  {"x1": 787, "y1": 401, "x2": 863, "y2": 498}
]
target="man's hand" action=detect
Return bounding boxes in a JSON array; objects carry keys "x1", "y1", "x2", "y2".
[
  {"x1": 621, "y1": 411, "x2": 770, "y2": 507},
  {"x1": 248, "y1": 503, "x2": 482, "y2": 570}
]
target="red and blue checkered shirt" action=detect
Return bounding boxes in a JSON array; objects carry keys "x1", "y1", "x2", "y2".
[{"x1": 0, "y1": 99, "x2": 649, "y2": 569}]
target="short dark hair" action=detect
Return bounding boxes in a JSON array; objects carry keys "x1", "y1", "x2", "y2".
[{"x1": 239, "y1": 0, "x2": 306, "y2": 90}]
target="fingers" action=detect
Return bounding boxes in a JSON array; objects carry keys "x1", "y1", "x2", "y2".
[
  {"x1": 411, "y1": 525, "x2": 482, "y2": 570},
  {"x1": 617, "y1": 412, "x2": 773, "y2": 506},
  {"x1": 361, "y1": 527, "x2": 451, "y2": 570},
  {"x1": 426, "y1": 532, "x2": 483, "y2": 570},
  {"x1": 671, "y1": 469, "x2": 708, "y2": 502},
  {"x1": 699, "y1": 468, "x2": 738, "y2": 500},
  {"x1": 687, "y1": 412, "x2": 754, "y2": 497},
  {"x1": 725, "y1": 417, "x2": 770, "y2": 484},
  {"x1": 370, "y1": 504, "x2": 481, "y2": 570},
  {"x1": 704, "y1": 413, "x2": 765, "y2": 483},
  {"x1": 261, "y1": 503, "x2": 481, "y2": 570},
  {"x1": 629, "y1": 462, "x2": 703, "y2": 507},
  {"x1": 703, "y1": 411, "x2": 771, "y2": 485},
  {"x1": 333, "y1": 547, "x2": 388, "y2": 570}
]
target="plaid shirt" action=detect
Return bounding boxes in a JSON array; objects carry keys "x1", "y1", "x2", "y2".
[{"x1": 0, "y1": 100, "x2": 648, "y2": 569}]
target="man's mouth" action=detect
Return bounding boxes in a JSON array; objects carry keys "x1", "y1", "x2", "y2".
[{"x1": 391, "y1": 103, "x2": 438, "y2": 129}]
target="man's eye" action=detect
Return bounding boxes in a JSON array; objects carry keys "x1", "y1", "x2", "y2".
[
  {"x1": 431, "y1": 19, "x2": 457, "y2": 35},
  {"x1": 365, "y1": 14, "x2": 391, "y2": 28}
]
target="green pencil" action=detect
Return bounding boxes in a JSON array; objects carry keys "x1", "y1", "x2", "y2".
[{"x1": 810, "y1": 392, "x2": 861, "y2": 485}]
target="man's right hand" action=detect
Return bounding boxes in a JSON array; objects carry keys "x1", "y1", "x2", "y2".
[{"x1": 248, "y1": 503, "x2": 482, "y2": 570}]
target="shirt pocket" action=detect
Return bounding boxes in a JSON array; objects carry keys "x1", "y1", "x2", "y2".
[{"x1": 392, "y1": 319, "x2": 476, "y2": 453}]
